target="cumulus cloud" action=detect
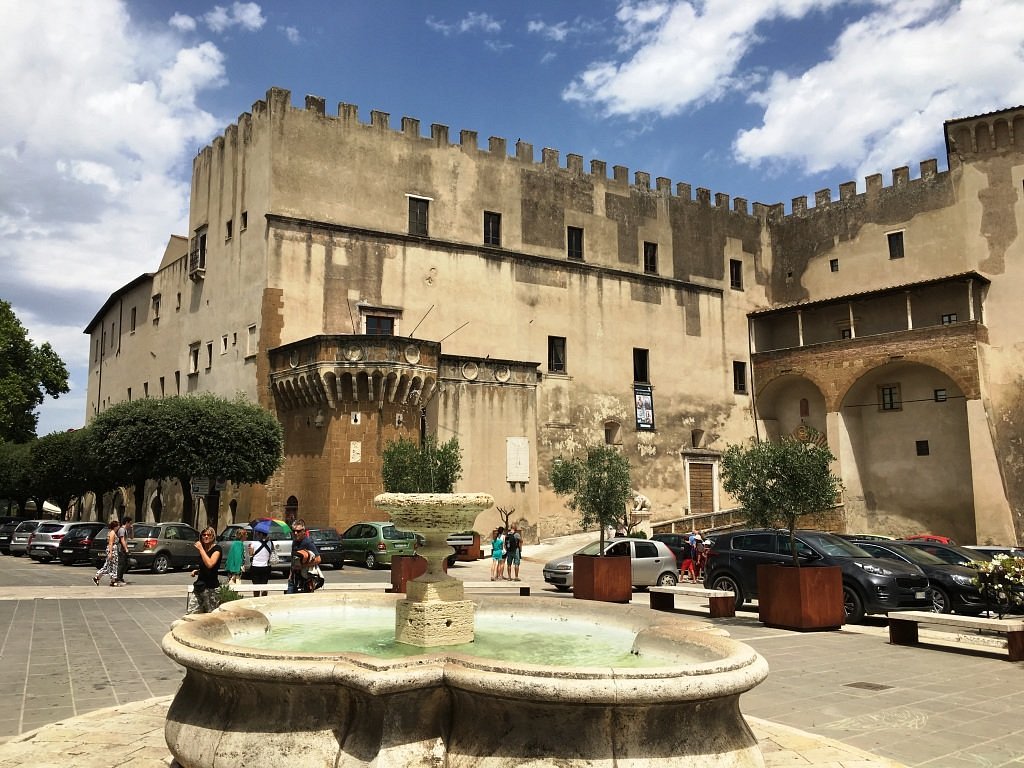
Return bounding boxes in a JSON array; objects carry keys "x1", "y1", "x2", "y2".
[
  {"x1": 204, "y1": 2, "x2": 265, "y2": 33},
  {"x1": 281, "y1": 25, "x2": 301, "y2": 44},
  {"x1": 0, "y1": 0, "x2": 228, "y2": 430},
  {"x1": 527, "y1": 20, "x2": 571, "y2": 42},
  {"x1": 426, "y1": 12, "x2": 502, "y2": 36},
  {"x1": 169, "y1": 12, "x2": 197, "y2": 32}
]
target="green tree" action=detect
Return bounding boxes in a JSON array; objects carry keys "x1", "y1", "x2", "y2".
[
  {"x1": 28, "y1": 430, "x2": 91, "y2": 516},
  {"x1": 720, "y1": 436, "x2": 844, "y2": 566},
  {"x1": 381, "y1": 435, "x2": 462, "y2": 493},
  {"x1": 90, "y1": 397, "x2": 167, "y2": 521},
  {"x1": 550, "y1": 445, "x2": 632, "y2": 554},
  {"x1": 0, "y1": 440, "x2": 30, "y2": 514},
  {"x1": 0, "y1": 301, "x2": 70, "y2": 442}
]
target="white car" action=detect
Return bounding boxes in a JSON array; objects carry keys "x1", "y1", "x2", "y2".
[{"x1": 542, "y1": 538, "x2": 679, "y2": 592}]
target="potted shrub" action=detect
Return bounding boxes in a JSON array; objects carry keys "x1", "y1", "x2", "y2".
[
  {"x1": 550, "y1": 446, "x2": 633, "y2": 603},
  {"x1": 721, "y1": 434, "x2": 845, "y2": 630}
]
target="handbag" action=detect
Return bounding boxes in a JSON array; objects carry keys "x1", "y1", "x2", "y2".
[
  {"x1": 267, "y1": 543, "x2": 281, "y2": 566},
  {"x1": 304, "y1": 564, "x2": 325, "y2": 592}
]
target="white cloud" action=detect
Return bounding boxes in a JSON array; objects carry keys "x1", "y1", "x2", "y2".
[
  {"x1": 0, "y1": 0, "x2": 228, "y2": 432},
  {"x1": 527, "y1": 20, "x2": 571, "y2": 42},
  {"x1": 169, "y1": 12, "x2": 197, "y2": 32},
  {"x1": 204, "y1": 2, "x2": 266, "y2": 33},
  {"x1": 426, "y1": 12, "x2": 502, "y2": 36},
  {"x1": 734, "y1": 0, "x2": 1024, "y2": 180},
  {"x1": 281, "y1": 25, "x2": 301, "y2": 44}
]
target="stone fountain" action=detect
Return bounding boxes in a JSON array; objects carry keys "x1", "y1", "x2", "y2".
[{"x1": 162, "y1": 492, "x2": 770, "y2": 767}]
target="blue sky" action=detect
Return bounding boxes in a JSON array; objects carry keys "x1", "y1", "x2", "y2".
[{"x1": 3, "y1": 0, "x2": 1023, "y2": 435}]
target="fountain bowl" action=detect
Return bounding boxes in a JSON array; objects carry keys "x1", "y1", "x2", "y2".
[{"x1": 163, "y1": 592, "x2": 769, "y2": 767}]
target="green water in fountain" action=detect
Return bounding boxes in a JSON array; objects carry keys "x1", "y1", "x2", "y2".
[{"x1": 234, "y1": 605, "x2": 715, "y2": 667}]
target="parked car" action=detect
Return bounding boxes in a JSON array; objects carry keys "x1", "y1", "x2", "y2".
[
  {"x1": 905, "y1": 534, "x2": 957, "y2": 545},
  {"x1": 216, "y1": 523, "x2": 292, "y2": 576},
  {"x1": 309, "y1": 527, "x2": 344, "y2": 569},
  {"x1": 339, "y1": 521, "x2": 417, "y2": 569},
  {"x1": 896, "y1": 540, "x2": 993, "y2": 566},
  {"x1": 650, "y1": 533, "x2": 692, "y2": 569},
  {"x1": 57, "y1": 523, "x2": 107, "y2": 565},
  {"x1": 0, "y1": 518, "x2": 24, "y2": 554},
  {"x1": 703, "y1": 529, "x2": 932, "y2": 623},
  {"x1": 542, "y1": 538, "x2": 679, "y2": 592},
  {"x1": 964, "y1": 545, "x2": 1024, "y2": 559},
  {"x1": 835, "y1": 533, "x2": 895, "y2": 542},
  {"x1": 851, "y1": 539, "x2": 985, "y2": 615},
  {"x1": 92, "y1": 522, "x2": 202, "y2": 573},
  {"x1": 28, "y1": 521, "x2": 80, "y2": 562},
  {"x1": 9, "y1": 520, "x2": 44, "y2": 557}
]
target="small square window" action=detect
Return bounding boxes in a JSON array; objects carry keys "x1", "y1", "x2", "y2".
[
  {"x1": 941, "y1": 313, "x2": 957, "y2": 325},
  {"x1": 365, "y1": 316, "x2": 395, "y2": 335},
  {"x1": 887, "y1": 231, "x2": 904, "y2": 259},
  {"x1": 829, "y1": 258, "x2": 839, "y2": 272},
  {"x1": 159, "y1": 376, "x2": 165, "y2": 397},
  {"x1": 643, "y1": 242, "x2": 658, "y2": 274},
  {"x1": 188, "y1": 344, "x2": 200, "y2": 375},
  {"x1": 567, "y1": 227, "x2": 584, "y2": 261},
  {"x1": 175, "y1": 371, "x2": 181, "y2": 393},
  {"x1": 484, "y1": 211, "x2": 501, "y2": 246},
  {"x1": 548, "y1": 336, "x2": 567, "y2": 373},
  {"x1": 143, "y1": 382, "x2": 149, "y2": 398},
  {"x1": 729, "y1": 259, "x2": 743, "y2": 290},
  {"x1": 408, "y1": 197, "x2": 429, "y2": 236},
  {"x1": 246, "y1": 325, "x2": 257, "y2": 357},
  {"x1": 934, "y1": 389, "x2": 947, "y2": 402},
  {"x1": 916, "y1": 440, "x2": 930, "y2": 456},
  {"x1": 733, "y1": 361, "x2": 747, "y2": 394},
  {"x1": 840, "y1": 328, "x2": 852, "y2": 339},
  {"x1": 129, "y1": 307, "x2": 137, "y2": 333},
  {"x1": 879, "y1": 384, "x2": 902, "y2": 411},
  {"x1": 633, "y1": 348, "x2": 649, "y2": 383},
  {"x1": 127, "y1": 387, "x2": 132, "y2": 402}
]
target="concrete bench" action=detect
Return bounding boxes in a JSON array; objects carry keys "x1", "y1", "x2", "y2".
[
  {"x1": 649, "y1": 585, "x2": 736, "y2": 618},
  {"x1": 888, "y1": 610, "x2": 1024, "y2": 661}
]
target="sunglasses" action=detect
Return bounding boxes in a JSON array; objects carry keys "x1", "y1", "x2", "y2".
[{"x1": 293, "y1": 528, "x2": 305, "y2": 534}]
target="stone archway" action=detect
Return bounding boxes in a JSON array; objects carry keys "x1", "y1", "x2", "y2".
[
  {"x1": 753, "y1": 374, "x2": 828, "y2": 442},
  {"x1": 838, "y1": 361, "x2": 974, "y2": 540}
]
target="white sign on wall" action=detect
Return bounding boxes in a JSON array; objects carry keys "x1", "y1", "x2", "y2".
[
  {"x1": 506, "y1": 437, "x2": 530, "y2": 483},
  {"x1": 350, "y1": 441, "x2": 362, "y2": 463}
]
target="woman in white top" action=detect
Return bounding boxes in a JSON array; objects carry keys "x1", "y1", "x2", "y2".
[{"x1": 248, "y1": 530, "x2": 273, "y2": 597}]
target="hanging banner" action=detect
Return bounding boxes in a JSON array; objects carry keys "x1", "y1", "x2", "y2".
[{"x1": 634, "y1": 384, "x2": 655, "y2": 431}]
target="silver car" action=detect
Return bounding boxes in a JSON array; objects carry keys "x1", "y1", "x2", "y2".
[
  {"x1": 10, "y1": 519, "x2": 45, "y2": 557},
  {"x1": 543, "y1": 538, "x2": 679, "y2": 592},
  {"x1": 28, "y1": 521, "x2": 78, "y2": 562}
]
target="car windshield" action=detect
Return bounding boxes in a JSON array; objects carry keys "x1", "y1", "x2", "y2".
[
  {"x1": 311, "y1": 529, "x2": 339, "y2": 542},
  {"x1": 15, "y1": 521, "x2": 39, "y2": 532},
  {"x1": 133, "y1": 525, "x2": 159, "y2": 538},
  {"x1": 884, "y1": 544, "x2": 945, "y2": 565},
  {"x1": 38, "y1": 523, "x2": 63, "y2": 533},
  {"x1": 798, "y1": 532, "x2": 871, "y2": 557}
]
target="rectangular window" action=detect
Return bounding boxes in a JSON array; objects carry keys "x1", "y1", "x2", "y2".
[
  {"x1": 941, "y1": 313, "x2": 957, "y2": 325},
  {"x1": 934, "y1": 388, "x2": 947, "y2": 402},
  {"x1": 129, "y1": 307, "x2": 136, "y2": 333},
  {"x1": 225, "y1": 219, "x2": 233, "y2": 240},
  {"x1": 152, "y1": 294, "x2": 161, "y2": 322},
  {"x1": 246, "y1": 324, "x2": 257, "y2": 357},
  {"x1": 829, "y1": 258, "x2": 839, "y2": 272},
  {"x1": 175, "y1": 371, "x2": 181, "y2": 394},
  {"x1": 127, "y1": 387, "x2": 132, "y2": 402},
  {"x1": 188, "y1": 343, "x2": 200, "y2": 375},
  {"x1": 221, "y1": 335, "x2": 229, "y2": 354},
  {"x1": 916, "y1": 440, "x2": 930, "y2": 456},
  {"x1": 94, "y1": 338, "x2": 100, "y2": 362},
  {"x1": 633, "y1": 348, "x2": 649, "y2": 383},
  {"x1": 732, "y1": 361, "x2": 747, "y2": 394},
  {"x1": 840, "y1": 328, "x2": 852, "y2": 339},
  {"x1": 365, "y1": 316, "x2": 395, "y2": 336},
  {"x1": 240, "y1": 211, "x2": 248, "y2": 231},
  {"x1": 408, "y1": 197, "x2": 429, "y2": 236},
  {"x1": 159, "y1": 376, "x2": 165, "y2": 397},
  {"x1": 190, "y1": 227, "x2": 208, "y2": 273},
  {"x1": 483, "y1": 211, "x2": 501, "y2": 246},
  {"x1": 887, "y1": 231, "x2": 904, "y2": 259},
  {"x1": 206, "y1": 342, "x2": 213, "y2": 369},
  {"x1": 729, "y1": 259, "x2": 743, "y2": 290},
  {"x1": 548, "y1": 336, "x2": 567, "y2": 373},
  {"x1": 110, "y1": 322, "x2": 116, "y2": 348},
  {"x1": 567, "y1": 227, "x2": 584, "y2": 261},
  {"x1": 143, "y1": 382, "x2": 149, "y2": 398},
  {"x1": 879, "y1": 384, "x2": 902, "y2": 411},
  {"x1": 176, "y1": 292, "x2": 182, "y2": 311},
  {"x1": 643, "y1": 242, "x2": 658, "y2": 274}
]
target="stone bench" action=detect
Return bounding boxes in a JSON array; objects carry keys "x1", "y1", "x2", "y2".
[
  {"x1": 888, "y1": 610, "x2": 1024, "y2": 661},
  {"x1": 649, "y1": 585, "x2": 736, "y2": 618}
]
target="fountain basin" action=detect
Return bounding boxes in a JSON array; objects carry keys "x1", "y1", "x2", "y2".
[{"x1": 163, "y1": 592, "x2": 769, "y2": 767}]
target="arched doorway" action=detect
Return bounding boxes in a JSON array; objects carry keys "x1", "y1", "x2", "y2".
[{"x1": 284, "y1": 496, "x2": 299, "y2": 525}]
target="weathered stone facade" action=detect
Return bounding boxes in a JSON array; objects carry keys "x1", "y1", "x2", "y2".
[{"x1": 84, "y1": 90, "x2": 1023, "y2": 545}]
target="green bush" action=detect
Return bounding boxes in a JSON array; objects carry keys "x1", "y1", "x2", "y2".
[
  {"x1": 381, "y1": 436, "x2": 462, "y2": 493},
  {"x1": 217, "y1": 583, "x2": 243, "y2": 603}
]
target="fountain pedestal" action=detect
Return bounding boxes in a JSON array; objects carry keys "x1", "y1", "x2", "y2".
[{"x1": 396, "y1": 574, "x2": 475, "y2": 646}]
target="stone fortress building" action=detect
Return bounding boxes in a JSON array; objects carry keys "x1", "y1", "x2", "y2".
[{"x1": 85, "y1": 88, "x2": 1023, "y2": 545}]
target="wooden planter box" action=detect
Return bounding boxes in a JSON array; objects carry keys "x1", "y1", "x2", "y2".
[
  {"x1": 573, "y1": 554, "x2": 632, "y2": 603},
  {"x1": 757, "y1": 564, "x2": 844, "y2": 631},
  {"x1": 390, "y1": 554, "x2": 447, "y2": 593}
]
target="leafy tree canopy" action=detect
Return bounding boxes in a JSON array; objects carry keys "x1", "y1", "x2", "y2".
[
  {"x1": 28, "y1": 430, "x2": 93, "y2": 513},
  {"x1": 0, "y1": 440, "x2": 30, "y2": 508},
  {"x1": 720, "y1": 436, "x2": 844, "y2": 565},
  {"x1": 550, "y1": 445, "x2": 632, "y2": 552},
  {"x1": 381, "y1": 435, "x2": 462, "y2": 493},
  {"x1": 0, "y1": 300, "x2": 70, "y2": 442}
]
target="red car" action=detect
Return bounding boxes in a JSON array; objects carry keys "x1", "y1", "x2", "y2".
[{"x1": 905, "y1": 534, "x2": 957, "y2": 545}]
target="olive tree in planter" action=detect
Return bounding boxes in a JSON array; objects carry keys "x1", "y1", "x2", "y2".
[
  {"x1": 720, "y1": 435, "x2": 845, "y2": 630},
  {"x1": 550, "y1": 446, "x2": 634, "y2": 603}
]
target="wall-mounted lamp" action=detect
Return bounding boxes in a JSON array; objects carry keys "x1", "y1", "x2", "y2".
[{"x1": 313, "y1": 409, "x2": 325, "y2": 429}]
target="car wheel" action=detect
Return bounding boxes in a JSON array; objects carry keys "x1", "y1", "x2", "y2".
[
  {"x1": 12, "y1": 551, "x2": 23, "y2": 557},
  {"x1": 554, "y1": 585, "x2": 571, "y2": 592},
  {"x1": 365, "y1": 552, "x2": 377, "y2": 569},
  {"x1": 712, "y1": 574, "x2": 744, "y2": 609},
  {"x1": 930, "y1": 586, "x2": 952, "y2": 614},
  {"x1": 151, "y1": 553, "x2": 171, "y2": 574},
  {"x1": 657, "y1": 572, "x2": 678, "y2": 587},
  {"x1": 842, "y1": 585, "x2": 865, "y2": 623}
]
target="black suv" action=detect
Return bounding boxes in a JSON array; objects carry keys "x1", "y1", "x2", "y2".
[
  {"x1": 650, "y1": 533, "x2": 691, "y2": 569},
  {"x1": 703, "y1": 529, "x2": 932, "y2": 622},
  {"x1": 309, "y1": 527, "x2": 344, "y2": 569}
]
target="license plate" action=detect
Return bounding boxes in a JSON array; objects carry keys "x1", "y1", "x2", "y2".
[
  {"x1": 62, "y1": 549, "x2": 73, "y2": 554},
  {"x1": 319, "y1": 546, "x2": 336, "y2": 551},
  {"x1": 916, "y1": 591, "x2": 927, "y2": 599}
]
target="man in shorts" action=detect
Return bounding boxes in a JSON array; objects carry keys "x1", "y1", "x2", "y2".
[
  {"x1": 115, "y1": 516, "x2": 133, "y2": 585},
  {"x1": 504, "y1": 524, "x2": 522, "y2": 581}
]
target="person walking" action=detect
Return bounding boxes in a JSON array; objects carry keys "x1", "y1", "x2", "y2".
[
  {"x1": 287, "y1": 519, "x2": 321, "y2": 594},
  {"x1": 114, "y1": 516, "x2": 133, "y2": 586},
  {"x1": 93, "y1": 519, "x2": 121, "y2": 587},
  {"x1": 490, "y1": 527, "x2": 505, "y2": 581},
  {"x1": 190, "y1": 527, "x2": 222, "y2": 613},
  {"x1": 225, "y1": 528, "x2": 245, "y2": 584},
  {"x1": 248, "y1": 529, "x2": 273, "y2": 597},
  {"x1": 504, "y1": 524, "x2": 522, "y2": 581}
]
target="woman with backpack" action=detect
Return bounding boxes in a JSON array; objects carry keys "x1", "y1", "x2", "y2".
[{"x1": 248, "y1": 529, "x2": 273, "y2": 597}]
